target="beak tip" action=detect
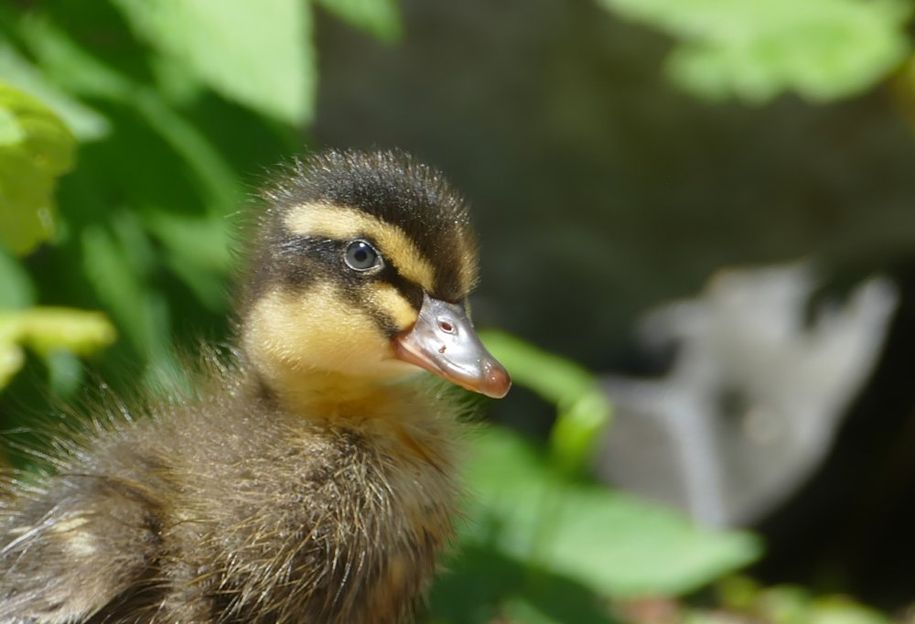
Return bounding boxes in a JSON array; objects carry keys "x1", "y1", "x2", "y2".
[{"x1": 480, "y1": 361, "x2": 512, "y2": 399}]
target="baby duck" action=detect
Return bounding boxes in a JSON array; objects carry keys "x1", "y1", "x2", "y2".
[{"x1": 0, "y1": 150, "x2": 510, "y2": 623}]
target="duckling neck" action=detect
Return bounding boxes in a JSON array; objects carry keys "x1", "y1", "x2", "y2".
[
  {"x1": 250, "y1": 364, "x2": 426, "y2": 425},
  {"x1": 247, "y1": 364, "x2": 457, "y2": 474}
]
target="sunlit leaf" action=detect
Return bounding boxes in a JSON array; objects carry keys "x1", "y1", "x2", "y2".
[
  {"x1": 111, "y1": 0, "x2": 314, "y2": 124},
  {"x1": 596, "y1": 0, "x2": 911, "y2": 103},
  {"x1": 463, "y1": 426, "x2": 762, "y2": 598},
  {"x1": 0, "y1": 307, "x2": 116, "y2": 389},
  {"x1": 0, "y1": 82, "x2": 75, "y2": 255},
  {"x1": 316, "y1": 0, "x2": 403, "y2": 43},
  {"x1": 0, "y1": 308, "x2": 116, "y2": 356},
  {"x1": 0, "y1": 107, "x2": 23, "y2": 144}
]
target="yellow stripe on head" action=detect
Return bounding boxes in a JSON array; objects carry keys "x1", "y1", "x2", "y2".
[
  {"x1": 284, "y1": 203, "x2": 436, "y2": 293},
  {"x1": 454, "y1": 229, "x2": 478, "y2": 295},
  {"x1": 370, "y1": 283, "x2": 420, "y2": 331}
]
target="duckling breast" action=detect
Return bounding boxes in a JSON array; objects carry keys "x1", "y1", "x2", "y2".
[{"x1": 155, "y1": 385, "x2": 462, "y2": 623}]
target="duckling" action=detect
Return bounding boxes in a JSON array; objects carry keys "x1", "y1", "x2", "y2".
[{"x1": 0, "y1": 150, "x2": 510, "y2": 623}]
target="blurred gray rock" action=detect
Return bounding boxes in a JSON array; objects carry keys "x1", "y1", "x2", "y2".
[{"x1": 596, "y1": 262, "x2": 898, "y2": 527}]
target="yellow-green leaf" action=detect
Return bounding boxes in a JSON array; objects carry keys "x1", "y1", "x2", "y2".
[
  {"x1": 0, "y1": 307, "x2": 117, "y2": 357},
  {"x1": 0, "y1": 307, "x2": 116, "y2": 390},
  {"x1": 0, "y1": 82, "x2": 76, "y2": 255}
]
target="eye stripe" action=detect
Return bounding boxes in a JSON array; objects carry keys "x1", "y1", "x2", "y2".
[
  {"x1": 281, "y1": 234, "x2": 424, "y2": 309},
  {"x1": 284, "y1": 203, "x2": 436, "y2": 292}
]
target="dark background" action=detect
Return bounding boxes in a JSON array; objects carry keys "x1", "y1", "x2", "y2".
[{"x1": 313, "y1": 0, "x2": 915, "y2": 609}]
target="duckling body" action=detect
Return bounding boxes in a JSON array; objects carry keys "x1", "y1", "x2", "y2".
[{"x1": 0, "y1": 151, "x2": 509, "y2": 623}]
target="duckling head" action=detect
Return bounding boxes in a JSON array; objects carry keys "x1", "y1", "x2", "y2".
[{"x1": 240, "y1": 150, "x2": 510, "y2": 407}]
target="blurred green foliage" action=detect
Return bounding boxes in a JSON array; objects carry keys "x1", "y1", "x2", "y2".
[
  {"x1": 0, "y1": 82, "x2": 114, "y2": 388},
  {"x1": 597, "y1": 0, "x2": 911, "y2": 103},
  {"x1": 432, "y1": 426, "x2": 762, "y2": 623},
  {"x1": 1, "y1": 1, "x2": 911, "y2": 622},
  {"x1": 0, "y1": 83, "x2": 74, "y2": 255},
  {"x1": 482, "y1": 330, "x2": 614, "y2": 476},
  {"x1": 690, "y1": 576, "x2": 894, "y2": 624},
  {"x1": 110, "y1": 0, "x2": 315, "y2": 124},
  {"x1": 0, "y1": 306, "x2": 116, "y2": 389}
]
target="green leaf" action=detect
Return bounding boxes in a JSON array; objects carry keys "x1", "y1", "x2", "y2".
[
  {"x1": 0, "y1": 40, "x2": 110, "y2": 140},
  {"x1": 595, "y1": 0, "x2": 911, "y2": 103},
  {"x1": 0, "y1": 342, "x2": 24, "y2": 389},
  {"x1": 80, "y1": 221, "x2": 160, "y2": 357},
  {"x1": 463, "y1": 426, "x2": 762, "y2": 598},
  {"x1": 550, "y1": 389, "x2": 612, "y2": 475},
  {"x1": 0, "y1": 106, "x2": 24, "y2": 144},
  {"x1": 45, "y1": 350, "x2": 85, "y2": 398},
  {"x1": 0, "y1": 306, "x2": 116, "y2": 389},
  {"x1": 0, "y1": 247, "x2": 35, "y2": 309},
  {"x1": 79, "y1": 217, "x2": 183, "y2": 390},
  {"x1": 316, "y1": 0, "x2": 403, "y2": 43},
  {"x1": 14, "y1": 17, "x2": 132, "y2": 100},
  {"x1": 481, "y1": 331, "x2": 612, "y2": 474},
  {"x1": 429, "y1": 541, "x2": 620, "y2": 624},
  {"x1": 0, "y1": 308, "x2": 116, "y2": 356},
  {"x1": 111, "y1": 0, "x2": 315, "y2": 123},
  {"x1": 0, "y1": 82, "x2": 75, "y2": 255},
  {"x1": 807, "y1": 599, "x2": 890, "y2": 624},
  {"x1": 130, "y1": 91, "x2": 241, "y2": 215},
  {"x1": 142, "y1": 211, "x2": 233, "y2": 311},
  {"x1": 17, "y1": 18, "x2": 242, "y2": 216},
  {"x1": 752, "y1": 587, "x2": 892, "y2": 624},
  {"x1": 482, "y1": 331, "x2": 596, "y2": 405}
]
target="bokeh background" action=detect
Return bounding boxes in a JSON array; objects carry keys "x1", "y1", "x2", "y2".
[{"x1": 3, "y1": 1, "x2": 915, "y2": 622}]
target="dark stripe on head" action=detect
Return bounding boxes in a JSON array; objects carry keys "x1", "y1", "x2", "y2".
[{"x1": 262, "y1": 150, "x2": 478, "y2": 302}]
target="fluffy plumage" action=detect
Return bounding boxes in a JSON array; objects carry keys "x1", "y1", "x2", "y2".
[{"x1": 0, "y1": 150, "x2": 508, "y2": 623}]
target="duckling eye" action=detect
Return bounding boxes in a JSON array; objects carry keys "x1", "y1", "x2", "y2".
[{"x1": 344, "y1": 240, "x2": 382, "y2": 272}]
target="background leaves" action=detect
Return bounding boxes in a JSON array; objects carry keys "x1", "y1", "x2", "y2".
[
  {"x1": 596, "y1": 0, "x2": 912, "y2": 103},
  {"x1": 0, "y1": 83, "x2": 74, "y2": 255},
  {"x1": 110, "y1": 0, "x2": 315, "y2": 124}
]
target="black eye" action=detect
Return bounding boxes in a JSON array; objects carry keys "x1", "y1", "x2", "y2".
[{"x1": 344, "y1": 240, "x2": 382, "y2": 272}]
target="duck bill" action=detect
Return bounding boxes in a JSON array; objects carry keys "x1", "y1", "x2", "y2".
[{"x1": 393, "y1": 294, "x2": 511, "y2": 399}]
